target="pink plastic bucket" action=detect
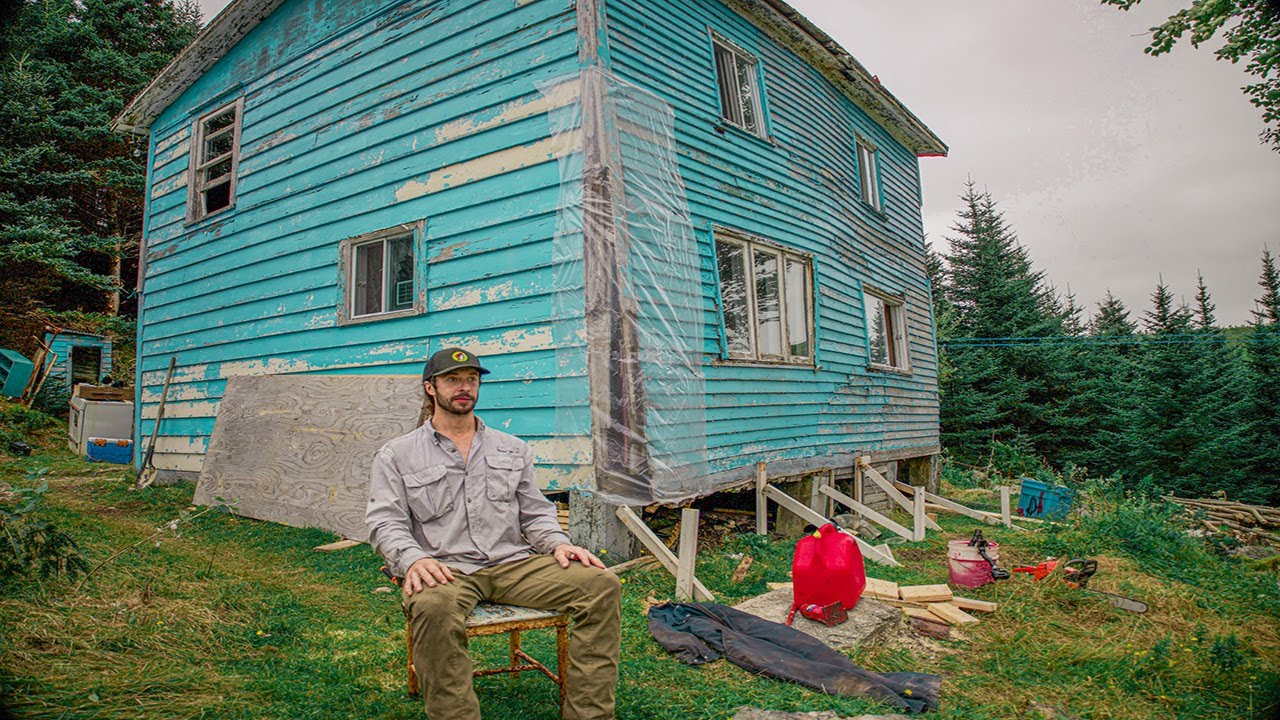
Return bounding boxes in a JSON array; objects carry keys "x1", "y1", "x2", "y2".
[{"x1": 948, "y1": 539, "x2": 999, "y2": 589}]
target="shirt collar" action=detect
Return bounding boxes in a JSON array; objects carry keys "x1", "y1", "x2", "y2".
[{"x1": 424, "y1": 415, "x2": 485, "y2": 445}]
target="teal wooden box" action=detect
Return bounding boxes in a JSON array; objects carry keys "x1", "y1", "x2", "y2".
[
  {"x1": 1017, "y1": 478, "x2": 1075, "y2": 520},
  {"x1": 0, "y1": 348, "x2": 33, "y2": 398}
]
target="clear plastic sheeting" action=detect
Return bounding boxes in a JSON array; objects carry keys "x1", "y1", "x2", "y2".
[{"x1": 543, "y1": 68, "x2": 708, "y2": 506}]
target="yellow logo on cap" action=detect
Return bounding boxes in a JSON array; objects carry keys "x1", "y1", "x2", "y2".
[{"x1": 452, "y1": 351, "x2": 468, "y2": 362}]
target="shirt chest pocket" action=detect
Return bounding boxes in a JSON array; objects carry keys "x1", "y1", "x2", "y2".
[
  {"x1": 403, "y1": 465, "x2": 452, "y2": 521},
  {"x1": 484, "y1": 454, "x2": 524, "y2": 503}
]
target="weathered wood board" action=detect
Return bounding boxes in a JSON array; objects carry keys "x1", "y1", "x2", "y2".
[{"x1": 194, "y1": 375, "x2": 424, "y2": 541}]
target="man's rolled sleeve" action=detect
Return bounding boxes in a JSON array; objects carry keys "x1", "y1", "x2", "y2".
[
  {"x1": 366, "y1": 448, "x2": 431, "y2": 577},
  {"x1": 515, "y1": 444, "x2": 572, "y2": 553}
]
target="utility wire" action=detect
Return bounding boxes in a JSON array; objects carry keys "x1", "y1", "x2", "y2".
[{"x1": 939, "y1": 333, "x2": 1280, "y2": 348}]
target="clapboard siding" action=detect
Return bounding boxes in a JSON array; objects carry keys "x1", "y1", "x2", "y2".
[
  {"x1": 136, "y1": 0, "x2": 589, "y2": 483},
  {"x1": 605, "y1": 0, "x2": 940, "y2": 482}
]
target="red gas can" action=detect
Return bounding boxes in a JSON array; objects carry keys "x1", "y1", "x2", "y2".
[{"x1": 788, "y1": 523, "x2": 866, "y2": 624}]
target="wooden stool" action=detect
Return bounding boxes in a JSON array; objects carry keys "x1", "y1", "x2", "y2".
[{"x1": 403, "y1": 601, "x2": 570, "y2": 712}]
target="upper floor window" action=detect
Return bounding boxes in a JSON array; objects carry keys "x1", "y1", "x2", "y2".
[
  {"x1": 864, "y1": 288, "x2": 908, "y2": 371},
  {"x1": 338, "y1": 224, "x2": 423, "y2": 325},
  {"x1": 187, "y1": 98, "x2": 243, "y2": 223},
  {"x1": 712, "y1": 35, "x2": 765, "y2": 136},
  {"x1": 715, "y1": 231, "x2": 813, "y2": 363},
  {"x1": 856, "y1": 138, "x2": 881, "y2": 212}
]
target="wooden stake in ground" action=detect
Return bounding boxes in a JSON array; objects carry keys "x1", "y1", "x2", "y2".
[
  {"x1": 674, "y1": 509, "x2": 699, "y2": 601},
  {"x1": 731, "y1": 555, "x2": 754, "y2": 584},
  {"x1": 615, "y1": 506, "x2": 714, "y2": 602}
]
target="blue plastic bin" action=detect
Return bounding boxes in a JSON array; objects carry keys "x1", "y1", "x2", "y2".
[
  {"x1": 1017, "y1": 478, "x2": 1074, "y2": 520},
  {"x1": 86, "y1": 437, "x2": 133, "y2": 464}
]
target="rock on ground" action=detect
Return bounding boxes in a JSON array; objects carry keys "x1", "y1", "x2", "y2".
[
  {"x1": 733, "y1": 587, "x2": 901, "y2": 651},
  {"x1": 731, "y1": 708, "x2": 910, "y2": 720}
]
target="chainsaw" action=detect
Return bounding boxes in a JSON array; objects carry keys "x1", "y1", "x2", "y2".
[{"x1": 1012, "y1": 557, "x2": 1147, "y2": 613}]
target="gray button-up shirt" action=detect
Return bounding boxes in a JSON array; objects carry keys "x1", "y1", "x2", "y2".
[{"x1": 365, "y1": 417, "x2": 571, "y2": 577}]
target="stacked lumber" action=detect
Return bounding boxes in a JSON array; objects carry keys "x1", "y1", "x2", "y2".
[
  {"x1": 1170, "y1": 496, "x2": 1280, "y2": 548},
  {"x1": 863, "y1": 577, "x2": 997, "y2": 632}
]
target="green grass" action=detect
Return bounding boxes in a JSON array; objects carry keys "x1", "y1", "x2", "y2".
[{"x1": 2, "y1": 417, "x2": 1278, "y2": 719}]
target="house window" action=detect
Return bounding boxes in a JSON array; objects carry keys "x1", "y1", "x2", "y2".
[
  {"x1": 715, "y1": 231, "x2": 813, "y2": 363},
  {"x1": 338, "y1": 224, "x2": 422, "y2": 324},
  {"x1": 856, "y1": 138, "x2": 881, "y2": 212},
  {"x1": 864, "y1": 289, "x2": 908, "y2": 370},
  {"x1": 187, "y1": 99, "x2": 243, "y2": 222},
  {"x1": 712, "y1": 35, "x2": 764, "y2": 136}
]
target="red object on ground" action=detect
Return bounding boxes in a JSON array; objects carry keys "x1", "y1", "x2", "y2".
[
  {"x1": 787, "y1": 523, "x2": 866, "y2": 625},
  {"x1": 1012, "y1": 559, "x2": 1060, "y2": 581}
]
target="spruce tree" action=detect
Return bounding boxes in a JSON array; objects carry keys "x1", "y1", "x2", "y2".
[
  {"x1": 0, "y1": 0, "x2": 199, "y2": 350},
  {"x1": 1060, "y1": 292, "x2": 1139, "y2": 477},
  {"x1": 1244, "y1": 250, "x2": 1280, "y2": 504},
  {"x1": 940, "y1": 181, "x2": 1071, "y2": 464}
]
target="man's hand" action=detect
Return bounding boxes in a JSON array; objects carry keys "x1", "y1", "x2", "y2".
[
  {"x1": 404, "y1": 557, "x2": 455, "y2": 594},
  {"x1": 553, "y1": 543, "x2": 606, "y2": 570}
]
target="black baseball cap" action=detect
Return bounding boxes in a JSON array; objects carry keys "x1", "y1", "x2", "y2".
[{"x1": 423, "y1": 347, "x2": 490, "y2": 381}]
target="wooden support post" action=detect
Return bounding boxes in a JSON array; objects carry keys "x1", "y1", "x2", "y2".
[
  {"x1": 818, "y1": 485, "x2": 915, "y2": 541},
  {"x1": 763, "y1": 485, "x2": 900, "y2": 567},
  {"x1": 615, "y1": 507, "x2": 714, "y2": 601},
  {"x1": 755, "y1": 461, "x2": 768, "y2": 535},
  {"x1": 1000, "y1": 486, "x2": 1012, "y2": 528},
  {"x1": 859, "y1": 459, "x2": 941, "y2": 532},
  {"x1": 913, "y1": 487, "x2": 926, "y2": 542},
  {"x1": 675, "y1": 509, "x2": 699, "y2": 602}
]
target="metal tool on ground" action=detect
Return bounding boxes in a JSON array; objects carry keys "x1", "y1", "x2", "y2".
[
  {"x1": 968, "y1": 529, "x2": 1011, "y2": 581},
  {"x1": 1012, "y1": 558, "x2": 1060, "y2": 580},
  {"x1": 136, "y1": 356, "x2": 177, "y2": 489},
  {"x1": 1062, "y1": 557, "x2": 1148, "y2": 613}
]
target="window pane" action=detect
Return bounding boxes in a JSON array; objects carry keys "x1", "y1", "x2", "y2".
[
  {"x1": 716, "y1": 240, "x2": 752, "y2": 356},
  {"x1": 754, "y1": 249, "x2": 782, "y2": 357},
  {"x1": 354, "y1": 241, "x2": 384, "y2": 316},
  {"x1": 205, "y1": 130, "x2": 234, "y2": 161},
  {"x1": 714, "y1": 45, "x2": 742, "y2": 126},
  {"x1": 204, "y1": 181, "x2": 231, "y2": 214},
  {"x1": 204, "y1": 109, "x2": 236, "y2": 135},
  {"x1": 866, "y1": 294, "x2": 890, "y2": 365},
  {"x1": 735, "y1": 53, "x2": 758, "y2": 133},
  {"x1": 386, "y1": 235, "x2": 414, "y2": 312},
  {"x1": 785, "y1": 257, "x2": 810, "y2": 357},
  {"x1": 204, "y1": 158, "x2": 233, "y2": 183}
]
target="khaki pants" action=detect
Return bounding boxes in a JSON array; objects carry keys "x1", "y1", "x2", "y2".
[{"x1": 403, "y1": 554, "x2": 622, "y2": 720}]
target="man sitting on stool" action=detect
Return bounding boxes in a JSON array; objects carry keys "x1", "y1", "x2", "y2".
[{"x1": 366, "y1": 347, "x2": 621, "y2": 720}]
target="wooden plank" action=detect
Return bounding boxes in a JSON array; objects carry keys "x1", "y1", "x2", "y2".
[
  {"x1": 763, "y1": 485, "x2": 900, "y2": 567},
  {"x1": 312, "y1": 538, "x2": 362, "y2": 552},
  {"x1": 864, "y1": 576, "x2": 899, "y2": 600},
  {"x1": 675, "y1": 509, "x2": 699, "y2": 602},
  {"x1": 920, "y1": 492, "x2": 1002, "y2": 526},
  {"x1": 755, "y1": 461, "x2": 768, "y2": 535},
  {"x1": 1000, "y1": 486, "x2": 1012, "y2": 527},
  {"x1": 951, "y1": 597, "x2": 998, "y2": 613},
  {"x1": 614, "y1": 506, "x2": 713, "y2": 602},
  {"x1": 902, "y1": 606, "x2": 948, "y2": 624},
  {"x1": 766, "y1": 581, "x2": 793, "y2": 591},
  {"x1": 818, "y1": 484, "x2": 914, "y2": 541},
  {"x1": 195, "y1": 375, "x2": 426, "y2": 541},
  {"x1": 910, "y1": 615, "x2": 951, "y2": 639},
  {"x1": 899, "y1": 584, "x2": 953, "y2": 603},
  {"x1": 731, "y1": 555, "x2": 754, "y2": 584},
  {"x1": 858, "y1": 458, "x2": 913, "y2": 514},
  {"x1": 606, "y1": 556, "x2": 658, "y2": 574},
  {"x1": 912, "y1": 486, "x2": 926, "y2": 541},
  {"x1": 927, "y1": 602, "x2": 979, "y2": 625}
]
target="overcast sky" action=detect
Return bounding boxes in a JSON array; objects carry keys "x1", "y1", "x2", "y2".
[{"x1": 198, "y1": 0, "x2": 1279, "y2": 326}]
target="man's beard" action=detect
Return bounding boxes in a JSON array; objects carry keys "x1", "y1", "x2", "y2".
[{"x1": 434, "y1": 388, "x2": 477, "y2": 416}]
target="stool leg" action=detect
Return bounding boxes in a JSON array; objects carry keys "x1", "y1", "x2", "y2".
[
  {"x1": 508, "y1": 630, "x2": 521, "y2": 679},
  {"x1": 556, "y1": 622, "x2": 568, "y2": 715}
]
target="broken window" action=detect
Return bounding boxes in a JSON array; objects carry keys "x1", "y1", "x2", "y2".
[
  {"x1": 864, "y1": 289, "x2": 908, "y2": 370},
  {"x1": 712, "y1": 35, "x2": 765, "y2": 136},
  {"x1": 856, "y1": 138, "x2": 881, "y2": 212},
  {"x1": 350, "y1": 231, "x2": 415, "y2": 319},
  {"x1": 715, "y1": 231, "x2": 813, "y2": 364},
  {"x1": 187, "y1": 99, "x2": 243, "y2": 222}
]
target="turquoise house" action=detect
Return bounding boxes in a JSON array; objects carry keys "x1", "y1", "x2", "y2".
[{"x1": 115, "y1": 0, "x2": 946, "y2": 521}]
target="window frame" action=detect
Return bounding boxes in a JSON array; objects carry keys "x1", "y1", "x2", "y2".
[
  {"x1": 186, "y1": 98, "x2": 244, "y2": 224},
  {"x1": 714, "y1": 229, "x2": 814, "y2": 365},
  {"x1": 337, "y1": 222, "x2": 426, "y2": 326},
  {"x1": 863, "y1": 286, "x2": 910, "y2": 373},
  {"x1": 710, "y1": 33, "x2": 767, "y2": 138},
  {"x1": 855, "y1": 136, "x2": 882, "y2": 213}
]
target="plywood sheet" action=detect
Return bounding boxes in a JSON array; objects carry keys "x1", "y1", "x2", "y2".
[{"x1": 194, "y1": 375, "x2": 424, "y2": 541}]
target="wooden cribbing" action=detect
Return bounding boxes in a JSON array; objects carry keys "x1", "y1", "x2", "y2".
[
  {"x1": 898, "y1": 584, "x2": 952, "y2": 603},
  {"x1": 762, "y1": 485, "x2": 899, "y2": 567},
  {"x1": 615, "y1": 507, "x2": 714, "y2": 602}
]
